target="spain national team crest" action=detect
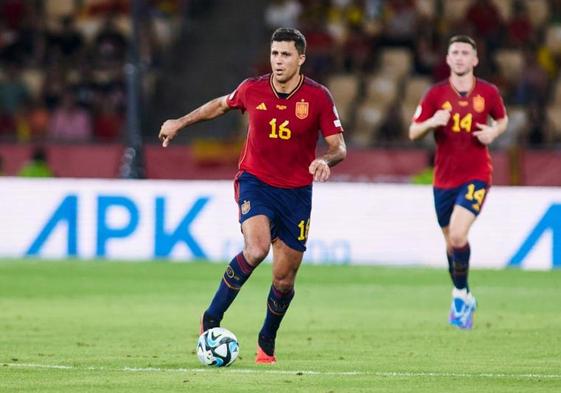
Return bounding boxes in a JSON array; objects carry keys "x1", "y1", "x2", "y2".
[
  {"x1": 295, "y1": 100, "x2": 309, "y2": 119},
  {"x1": 473, "y1": 95, "x2": 485, "y2": 113},
  {"x1": 241, "y1": 200, "x2": 251, "y2": 215}
]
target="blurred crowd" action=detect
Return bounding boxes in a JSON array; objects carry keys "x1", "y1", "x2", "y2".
[
  {"x1": 3, "y1": 0, "x2": 561, "y2": 151},
  {"x1": 263, "y1": 0, "x2": 561, "y2": 148},
  {"x1": 0, "y1": 0, "x2": 181, "y2": 144}
]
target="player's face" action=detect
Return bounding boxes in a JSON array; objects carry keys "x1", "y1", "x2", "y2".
[
  {"x1": 270, "y1": 41, "x2": 305, "y2": 84},
  {"x1": 446, "y1": 42, "x2": 478, "y2": 77}
]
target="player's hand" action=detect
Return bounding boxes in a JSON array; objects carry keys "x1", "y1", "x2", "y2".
[
  {"x1": 158, "y1": 119, "x2": 182, "y2": 147},
  {"x1": 473, "y1": 122, "x2": 498, "y2": 145},
  {"x1": 430, "y1": 109, "x2": 451, "y2": 127},
  {"x1": 309, "y1": 159, "x2": 330, "y2": 182}
]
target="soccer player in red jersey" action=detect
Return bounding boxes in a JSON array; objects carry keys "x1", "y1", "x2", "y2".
[
  {"x1": 158, "y1": 28, "x2": 346, "y2": 362},
  {"x1": 409, "y1": 35, "x2": 508, "y2": 329}
]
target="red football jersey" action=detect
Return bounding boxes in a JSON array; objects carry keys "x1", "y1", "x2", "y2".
[
  {"x1": 413, "y1": 78, "x2": 506, "y2": 188},
  {"x1": 227, "y1": 74, "x2": 343, "y2": 188}
]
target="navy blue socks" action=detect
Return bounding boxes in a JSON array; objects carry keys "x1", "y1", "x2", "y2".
[
  {"x1": 446, "y1": 251, "x2": 454, "y2": 282},
  {"x1": 206, "y1": 252, "x2": 255, "y2": 321},
  {"x1": 259, "y1": 284, "x2": 295, "y2": 349},
  {"x1": 451, "y1": 243, "x2": 471, "y2": 291}
]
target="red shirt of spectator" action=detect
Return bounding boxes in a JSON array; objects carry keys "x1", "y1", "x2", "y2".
[{"x1": 465, "y1": 0, "x2": 502, "y2": 37}]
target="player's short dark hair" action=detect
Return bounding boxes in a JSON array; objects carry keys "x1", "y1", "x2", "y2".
[
  {"x1": 448, "y1": 35, "x2": 477, "y2": 52},
  {"x1": 271, "y1": 28, "x2": 306, "y2": 55}
]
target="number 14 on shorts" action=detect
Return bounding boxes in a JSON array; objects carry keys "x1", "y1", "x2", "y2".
[{"x1": 465, "y1": 183, "x2": 486, "y2": 212}]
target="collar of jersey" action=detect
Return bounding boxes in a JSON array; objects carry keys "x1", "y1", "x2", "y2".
[
  {"x1": 269, "y1": 74, "x2": 304, "y2": 100},
  {"x1": 448, "y1": 76, "x2": 476, "y2": 98}
]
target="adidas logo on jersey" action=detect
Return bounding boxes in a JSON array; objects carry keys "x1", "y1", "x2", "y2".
[{"x1": 256, "y1": 103, "x2": 267, "y2": 110}]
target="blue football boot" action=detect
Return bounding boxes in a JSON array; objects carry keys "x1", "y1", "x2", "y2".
[{"x1": 448, "y1": 288, "x2": 476, "y2": 329}]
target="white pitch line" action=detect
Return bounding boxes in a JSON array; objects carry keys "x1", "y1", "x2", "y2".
[{"x1": 3, "y1": 363, "x2": 561, "y2": 380}]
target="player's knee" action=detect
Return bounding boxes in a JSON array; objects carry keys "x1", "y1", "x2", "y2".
[
  {"x1": 244, "y1": 243, "x2": 270, "y2": 265},
  {"x1": 448, "y1": 229, "x2": 467, "y2": 248},
  {"x1": 272, "y1": 276, "x2": 295, "y2": 293},
  {"x1": 272, "y1": 267, "x2": 297, "y2": 291}
]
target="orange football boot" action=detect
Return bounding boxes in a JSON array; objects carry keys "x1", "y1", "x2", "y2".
[{"x1": 255, "y1": 344, "x2": 277, "y2": 364}]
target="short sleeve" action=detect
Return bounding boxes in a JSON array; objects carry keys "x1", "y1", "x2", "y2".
[
  {"x1": 412, "y1": 87, "x2": 436, "y2": 123},
  {"x1": 489, "y1": 85, "x2": 507, "y2": 120},
  {"x1": 226, "y1": 79, "x2": 250, "y2": 113},
  {"x1": 319, "y1": 88, "x2": 344, "y2": 137}
]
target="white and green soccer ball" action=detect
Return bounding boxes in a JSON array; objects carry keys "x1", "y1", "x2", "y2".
[{"x1": 197, "y1": 327, "x2": 240, "y2": 367}]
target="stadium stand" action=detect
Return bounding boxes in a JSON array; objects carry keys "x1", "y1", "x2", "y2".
[{"x1": 1, "y1": 0, "x2": 561, "y2": 185}]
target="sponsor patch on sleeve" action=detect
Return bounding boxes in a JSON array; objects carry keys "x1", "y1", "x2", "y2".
[
  {"x1": 333, "y1": 105, "x2": 340, "y2": 119},
  {"x1": 413, "y1": 105, "x2": 422, "y2": 120}
]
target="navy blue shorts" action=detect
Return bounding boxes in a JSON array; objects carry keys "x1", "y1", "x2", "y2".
[
  {"x1": 433, "y1": 180, "x2": 489, "y2": 228},
  {"x1": 235, "y1": 172, "x2": 312, "y2": 252}
]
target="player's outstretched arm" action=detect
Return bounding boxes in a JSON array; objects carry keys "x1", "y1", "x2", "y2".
[
  {"x1": 409, "y1": 109, "x2": 451, "y2": 141},
  {"x1": 158, "y1": 95, "x2": 231, "y2": 147},
  {"x1": 473, "y1": 117, "x2": 508, "y2": 145},
  {"x1": 309, "y1": 133, "x2": 346, "y2": 182}
]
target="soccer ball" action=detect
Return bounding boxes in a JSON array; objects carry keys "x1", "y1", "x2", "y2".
[{"x1": 197, "y1": 327, "x2": 240, "y2": 367}]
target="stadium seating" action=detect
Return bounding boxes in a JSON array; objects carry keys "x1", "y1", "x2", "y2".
[
  {"x1": 492, "y1": 0, "x2": 513, "y2": 21},
  {"x1": 403, "y1": 76, "x2": 431, "y2": 106},
  {"x1": 524, "y1": 0, "x2": 549, "y2": 27},
  {"x1": 546, "y1": 105, "x2": 561, "y2": 141},
  {"x1": 364, "y1": 75, "x2": 399, "y2": 107},
  {"x1": 494, "y1": 49, "x2": 524, "y2": 84},
  {"x1": 553, "y1": 78, "x2": 561, "y2": 105},
  {"x1": 500, "y1": 105, "x2": 529, "y2": 148},
  {"x1": 442, "y1": 0, "x2": 472, "y2": 23},
  {"x1": 401, "y1": 77, "x2": 431, "y2": 129},
  {"x1": 3, "y1": 0, "x2": 561, "y2": 186},
  {"x1": 21, "y1": 69, "x2": 45, "y2": 100},
  {"x1": 379, "y1": 48, "x2": 413, "y2": 82},
  {"x1": 45, "y1": 0, "x2": 75, "y2": 21},
  {"x1": 326, "y1": 74, "x2": 360, "y2": 124},
  {"x1": 74, "y1": 15, "x2": 131, "y2": 44},
  {"x1": 415, "y1": 0, "x2": 436, "y2": 18},
  {"x1": 545, "y1": 25, "x2": 561, "y2": 55},
  {"x1": 352, "y1": 103, "x2": 385, "y2": 146}
]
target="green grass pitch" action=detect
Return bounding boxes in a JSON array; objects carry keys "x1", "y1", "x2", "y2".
[{"x1": 1, "y1": 259, "x2": 560, "y2": 392}]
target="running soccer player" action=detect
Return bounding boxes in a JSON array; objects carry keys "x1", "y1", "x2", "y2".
[
  {"x1": 158, "y1": 28, "x2": 346, "y2": 362},
  {"x1": 408, "y1": 35, "x2": 508, "y2": 329}
]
